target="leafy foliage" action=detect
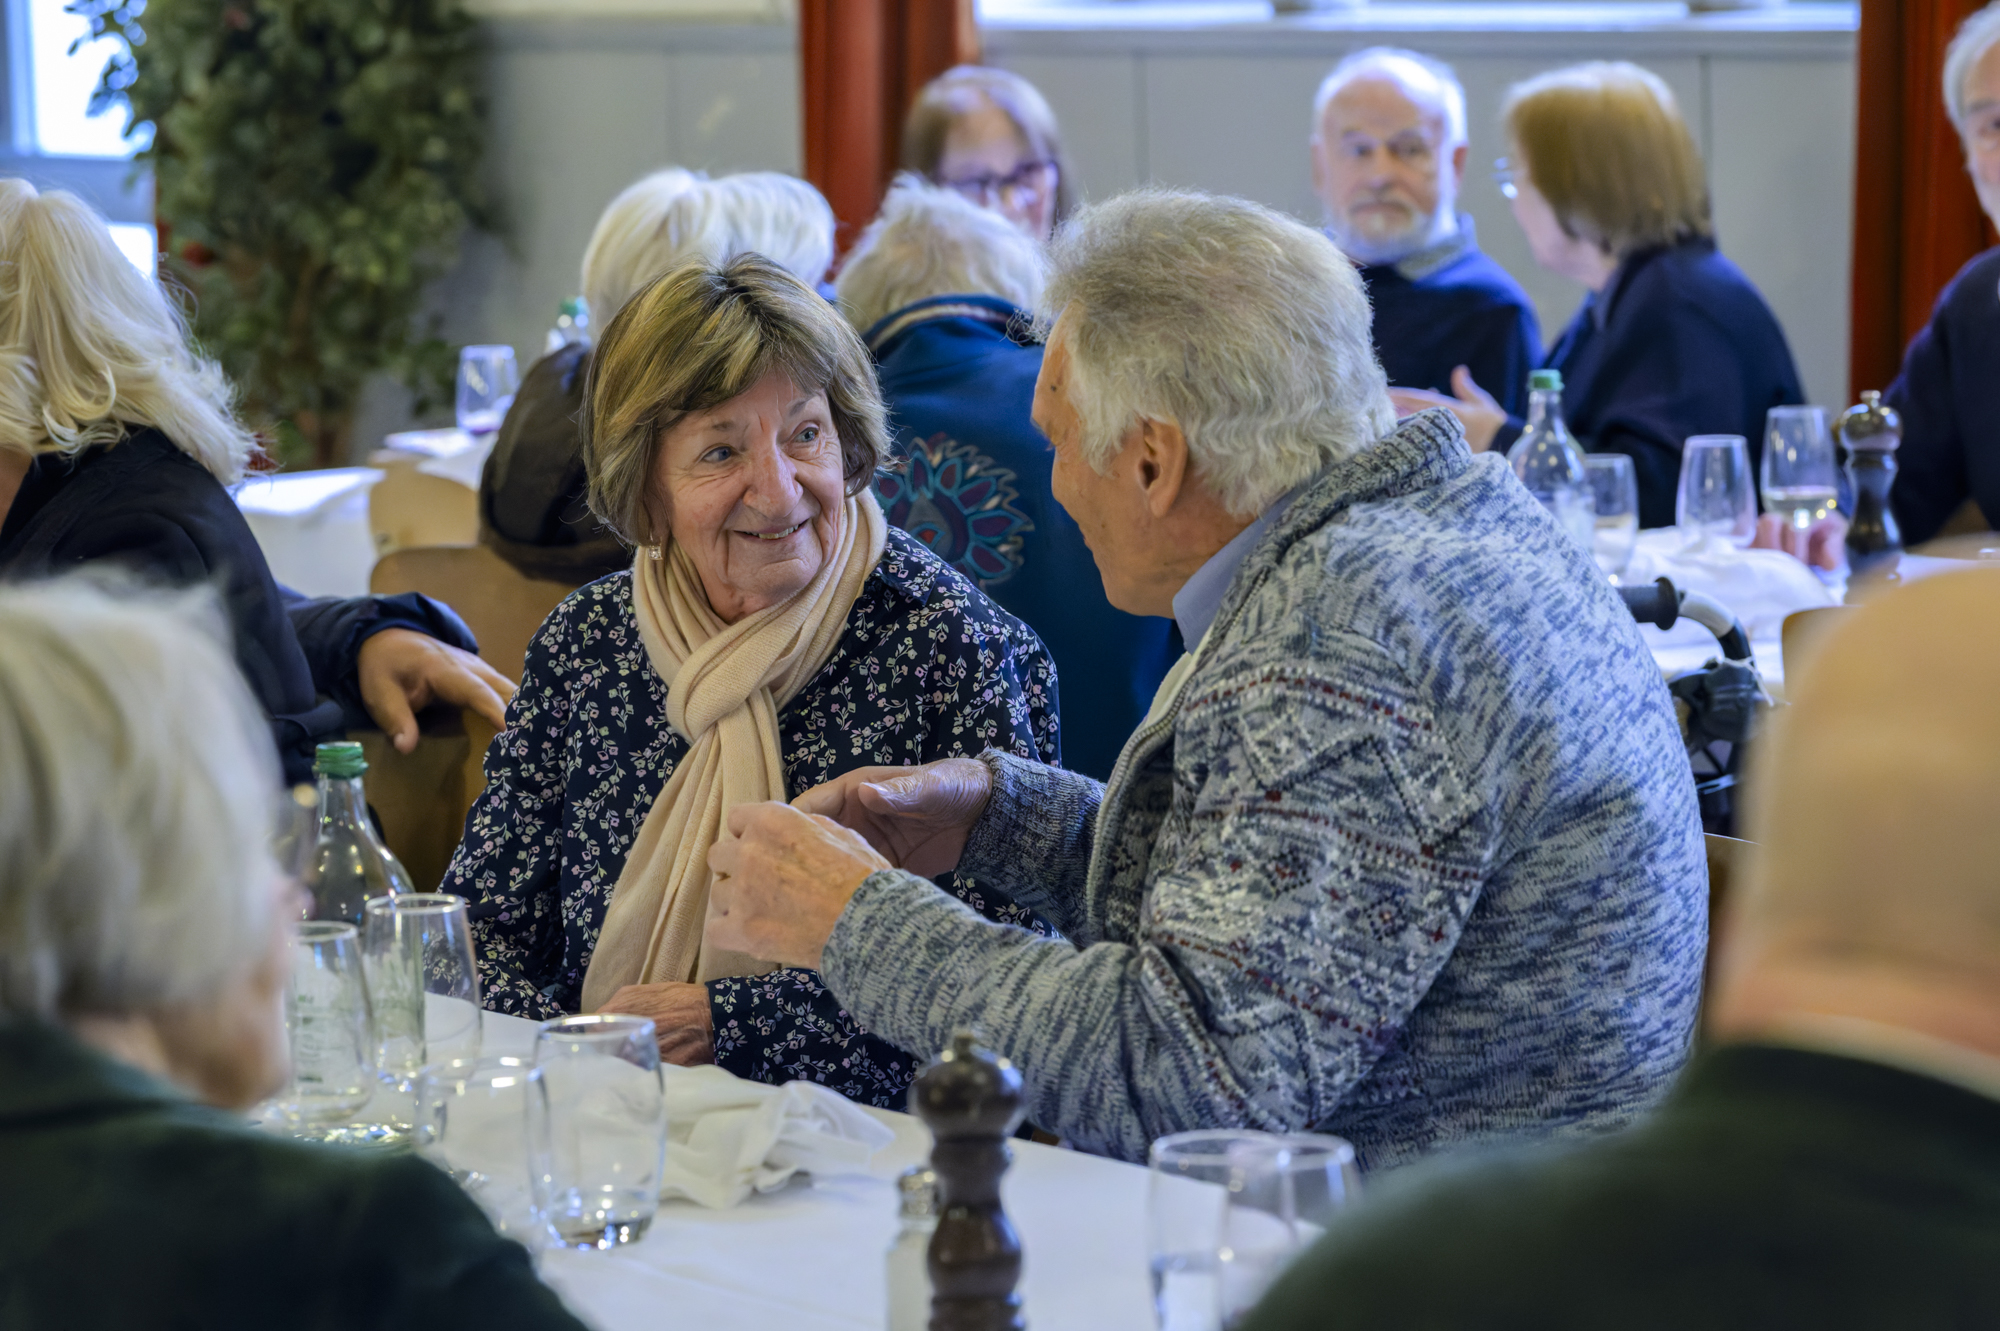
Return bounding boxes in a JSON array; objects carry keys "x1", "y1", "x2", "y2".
[{"x1": 71, "y1": 0, "x2": 488, "y2": 466}]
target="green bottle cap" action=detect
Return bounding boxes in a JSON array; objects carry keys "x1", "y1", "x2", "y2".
[
  {"x1": 314, "y1": 741, "x2": 368, "y2": 779},
  {"x1": 1528, "y1": 369, "x2": 1563, "y2": 392},
  {"x1": 560, "y1": 297, "x2": 584, "y2": 318}
]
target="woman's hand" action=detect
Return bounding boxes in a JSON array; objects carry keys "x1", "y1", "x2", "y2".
[
  {"x1": 1388, "y1": 366, "x2": 1507, "y2": 453},
  {"x1": 597, "y1": 981, "x2": 716, "y2": 1066},
  {"x1": 789, "y1": 758, "x2": 992, "y2": 878},
  {"x1": 1752, "y1": 512, "x2": 1848, "y2": 572},
  {"x1": 357, "y1": 629, "x2": 516, "y2": 753},
  {"x1": 707, "y1": 803, "x2": 892, "y2": 970}
]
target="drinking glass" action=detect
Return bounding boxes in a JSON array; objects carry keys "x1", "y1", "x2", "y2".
[
  {"x1": 455, "y1": 344, "x2": 519, "y2": 435},
  {"x1": 362, "y1": 893, "x2": 482, "y2": 1084},
  {"x1": 416, "y1": 1056, "x2": 545, "y2": 1249},
  {"x1": 273, "y1": 922, "x2": 375, "y2": 1125},
  {"x1": 1762, "y1": 405, "x2": 1841, "y2": 532},
  {"x1": 529, "y1": 1014, "x2": 668, "y2": 1250},
  {"x1": 1148, "y1": 1130, "x2": 1360, "y2": 1331},
  {"x1": 1584, "y1": 454, "x2": 1640, "y2": 582},
  {"x1": 1676, "y1": 434, "x2": 1757, "y2": 547}
]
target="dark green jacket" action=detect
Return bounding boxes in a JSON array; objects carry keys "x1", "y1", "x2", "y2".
[
  {"x1": 1241, "y1": 1044, "x2": 2000, "y2": 1330},
  {"x1": 0, "y1": 1021, "x2": 587, "y2": 1331}
]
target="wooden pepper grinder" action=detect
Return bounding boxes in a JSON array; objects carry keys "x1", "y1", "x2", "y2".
[{"x1": 911, "y1": 1031, "x2": 1027, "y2": 1331}]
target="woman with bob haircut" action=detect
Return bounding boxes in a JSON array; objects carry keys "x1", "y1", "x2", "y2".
[
  {"x1": 447, "y1": 254, "x2": 1059, "y2": 1107},
  {"x1": 902, "y1": 65, "x2": 1074, "y2": 242},
  {"x1": 0, "y1": 179, "x2": 512, "y2": 780},
  {"x1": 0, "y1": 579, "x2": 585, "y2": 1329},
  {"x1": 482, "y1": 169, "x2": 837, "y2": 584},
  {"x1": 1398, "y1": 62, "x2": 1803, "y2": 529}
]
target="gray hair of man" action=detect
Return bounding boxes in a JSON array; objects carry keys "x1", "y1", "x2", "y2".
[
  {"x1": 834, "y1": 173, "x2": 1048, "y2": 337},
  {"x1": 0, "y1": 578, "x2": 282, "y2": 1021},
  {"x1": 1038, "y1": 189, "x2": 1395, "y2": 518},
  {"x1": 1945, "y1": 2, "x2": 2000, "y2": 128},
  {"x1": 1311, "y1": 47, "x2": 1468, "y2": 149},
  {"x1": 580, "y1": 169, "x2": 837, "y2": 331}
]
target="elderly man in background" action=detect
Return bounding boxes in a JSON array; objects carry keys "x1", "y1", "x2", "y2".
[
  {"x1": 1887, "y1": 2, "x2": 2000, "y2": 545},
  {"x1": 707, "y1": 189, "x2": 1705, "y2": 1170},
  {"x1": 1312, "y1": 49, "x2": 1541, "y2": 415},
  {"x1": 1242, "y1": 571, "x2": 2000, "y2": 1328},
  {"x1": 838, "y1": 176, "x2": 1179, "y2": 780}
]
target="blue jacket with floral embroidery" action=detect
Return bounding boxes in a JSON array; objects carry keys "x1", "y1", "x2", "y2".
[{"x1": 446, "y1": 528, "x2": 1060, "y2": 1107}]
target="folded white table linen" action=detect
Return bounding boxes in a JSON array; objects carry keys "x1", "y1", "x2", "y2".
[{"x1": 661, "y1": 1064, "x2": 897, "y2": 1210}]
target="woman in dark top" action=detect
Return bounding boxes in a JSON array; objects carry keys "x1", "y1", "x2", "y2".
[
  {"x1": 1395, "y1": 62, "x2": 1803, "y2": 529},
  {"x1": 446, "y1": 256, "x2": 1059, "y2": 1109},
  {"x1": 0, "y1": 179, "x2": 508, "y2": 780},
  {"x1": 0, "y1": 580, "x2": 585, "y2": 1331}
]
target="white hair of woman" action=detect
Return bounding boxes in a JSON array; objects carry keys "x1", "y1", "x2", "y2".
[
  {"x1": 833, "y1": 173, "x2": 1048, "y2": 336},
  {"x1": 0, "y1": 578, "x2": 281, "y2": 1023},
  {"x1": 1944, "y1": 2, "x2": 2000, "y2": 128},
  {"x1": 1039, "y1": 189, "x2": 1394, "y2": 518},
  {"x1": 579, "y1": 169, "x2": 837, "y2": 330},
  {"x1": 0, "y1": 179, "x2": 256, "y2": 483}
]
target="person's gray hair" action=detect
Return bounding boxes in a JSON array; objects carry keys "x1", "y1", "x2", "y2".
[
  {"x1": 834, "y1": 174, "x2": 1047, "y2": 336},
  {"x1": 1312, "y1": 47, "x2": 1468, "y2": 149},
  {"x1": 580, "y1": 169, "x2": 837, "y2": 330},
  {"x1": 0, "y1": 578, "x2": 282, "y2": 1021},
  {"x1": 1944, "y1": 2, "x2": 2000, "y2": 129},
  {"x1": 1038, "y1": 189, "x2": 1394, "y2": 518}
]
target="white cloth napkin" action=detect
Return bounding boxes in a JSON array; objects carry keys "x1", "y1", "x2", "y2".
[
  {"x1": 1625, "y1": 528, "x2": 1840, "y2": 653},
  {"x1": 660, "y1": 1065, "x2": 896, "y2": 1209}
]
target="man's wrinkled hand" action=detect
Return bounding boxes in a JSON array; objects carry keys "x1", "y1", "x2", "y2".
[
  {"x1": 357, "y1": 628, "x2": 517, "y2": 753},
  {"x1": 1752, "y1": 511, "x2": 1848, "y2": 573},
  {"x1": 1388, "y1": 365, "x2": 1505, "y2": 452},
  {"x1": 707, "y1": 802, "x2": 892, "y2": 971},
  {"x1": 789, "y1": 758, "x2": 992, "y2": 879},
  {"x1": 597, "y1": 981, "x2": 715, "y2": 1066}
]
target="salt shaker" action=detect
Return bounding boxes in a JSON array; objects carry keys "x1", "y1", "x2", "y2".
[{"x1": 886, "y1": 1167, "x2": 939, "y2": 1331}]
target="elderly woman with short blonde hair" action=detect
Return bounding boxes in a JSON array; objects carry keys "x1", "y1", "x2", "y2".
[
  {"x1": 0, "y1": 580, "x2": 584, "y2": 1327},
  {"x1": 448, "y1": 255, "x2": 1058, "y2": 1106},
  {"x1": 1395, "y1": 61, "x2": 1804, "y2": 530}
]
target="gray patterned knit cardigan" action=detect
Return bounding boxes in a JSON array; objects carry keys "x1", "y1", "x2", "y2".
[{"x1": 821, "y1": 410, "x2": 1707, "y2": 1170}]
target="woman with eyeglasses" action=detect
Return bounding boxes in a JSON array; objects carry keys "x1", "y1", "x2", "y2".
[
  {"x1": 1393, "y1": 62, "x2": 1803, "y2": 531},
  {"x1": 901, "y1": 66, "x2": 1074, "y2": 242}
]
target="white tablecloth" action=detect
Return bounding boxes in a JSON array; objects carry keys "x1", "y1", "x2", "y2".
[
  {"x1": 480, "y1": 1011, "x2": 1160, "y2": 1331},
  {"x1": 1627, "y1": 527, "x2": 1844, "y2": 693},
  {"x1": 232, "y1": 468, "x2": 385, "y2": 597}
]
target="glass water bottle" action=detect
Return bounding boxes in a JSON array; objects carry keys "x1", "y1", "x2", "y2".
[
  {"x1": 1507, "y1": 368, "x2": 1595, "y2": 551},
  {"x1": 306, "y1": 742, "x2": 414, "y2": 925}
]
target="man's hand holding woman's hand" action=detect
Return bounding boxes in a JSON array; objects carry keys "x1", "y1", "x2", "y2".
[{"x1": 1388, "y1": 366, "x2": 1507, "y2": 452}]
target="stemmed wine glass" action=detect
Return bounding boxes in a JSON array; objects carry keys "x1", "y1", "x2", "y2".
[
  {"x1": 1676, "y1": 435, "x2": 1758, "y2": 548},
  {"x1": 1761, "y1": 406, "x2": 1841, "y2": 533}
]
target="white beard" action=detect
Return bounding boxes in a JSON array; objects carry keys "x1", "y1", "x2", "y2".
[{"x1": 1327, "y1": 203, "x2": 1455, "y2": 267}]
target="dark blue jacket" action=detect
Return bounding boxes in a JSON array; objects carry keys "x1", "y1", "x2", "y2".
[
  {"x1": 0, "y1": 429, "x2": 475, "y2": 783},
  {"x1": 1359, "y1": 225, "x2": 1543, "y2": 417},
  {"x1": 1496, "y1": 238, "x2": 1804, "y2": 529},
  {"x1": 866, "y1": 295, "x2": 1181, "y2": 780},
  {"x1": 1885, "y1": 245, "x2": 2000, "y2": 545}
]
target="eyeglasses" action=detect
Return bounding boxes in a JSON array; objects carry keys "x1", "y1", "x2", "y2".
[
  {"x1": 938, "y1": 159, "x2": 1058, "y2": 210},
  {"x1": 1492, "y1": 157, "x2": 1519, "y2": 200}
]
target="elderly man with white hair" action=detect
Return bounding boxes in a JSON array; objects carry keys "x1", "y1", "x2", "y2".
[
  {"x1": 1886, "y1": 2, "x2": 2000, "y2": 545},
  {"x1": 1311, "y1": 48, "x2": 1541, "y2": 415},
  {"x1": 838, "y1": 176, "x2": 1179, "y2": 779},
  {"x1": 705, "y1": 189, "x2": 1705, "y2": 1171}
]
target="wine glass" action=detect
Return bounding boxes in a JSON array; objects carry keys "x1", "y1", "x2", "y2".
[
  {"x1": 456, "y1": 345, "x2": 519, "y2": 435},
  {"x1": 1147, "y1": 1129, "x2": 1359, "y2": 1331},
  {"x1": 529, "y1": 1014, "x2": 668, "y2": 1250},
  {"x1": 1676, "y1": 435, "x2": 1757, "y2": 548},
  {"x1": 362, "y1": 893, "x2": 482, "y2": 1084},
  {"x1": 1584, "y1": 454, "x2": 1639, "y2": 582},
  {"x1": 1762, "y1": 405, "x2": 1840, "y2": 533}
]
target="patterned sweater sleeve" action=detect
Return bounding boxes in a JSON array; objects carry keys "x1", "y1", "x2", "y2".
[
  {"x1": 446, "y1": 600, "x2": 578, "y2": 1022},
  {"x1": 709, "y1": 609, "x2": 1062, "y2": 1107},
  {"x1": 821, "y1": 637, "x2": 1490, "y2": 1160}
]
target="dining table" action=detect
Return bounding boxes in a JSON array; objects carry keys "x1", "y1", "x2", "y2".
[{"x1": 478, "y1": 1010, "x2": 1164, "y2": 1331}]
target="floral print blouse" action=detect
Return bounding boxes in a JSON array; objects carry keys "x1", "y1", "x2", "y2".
[{"x1": 445, "y1": 528, "x2": 1061, "y2": 1108}]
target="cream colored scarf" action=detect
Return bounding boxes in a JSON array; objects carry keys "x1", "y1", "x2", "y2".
[{"x1": 579, "y1": 491, "x2": 887, "y2": 1009}]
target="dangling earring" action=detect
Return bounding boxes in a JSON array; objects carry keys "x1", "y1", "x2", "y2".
[{"x1": 648, "y1": 544, "x2": 664, "y2": 561}]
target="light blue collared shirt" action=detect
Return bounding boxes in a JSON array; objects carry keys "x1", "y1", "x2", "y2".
[{"x1": 1169, "y1": 486, "x2": 1301, "y2": 647}]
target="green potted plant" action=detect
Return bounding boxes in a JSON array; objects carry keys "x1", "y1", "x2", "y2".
[{"x1": 72, "y1": 0, "x2": 490, "y2": 467}]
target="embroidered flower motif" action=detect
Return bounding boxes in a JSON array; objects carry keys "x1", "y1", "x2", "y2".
[{"x1": 877, "y1": 434, "x2": 1034, "y2": 588}]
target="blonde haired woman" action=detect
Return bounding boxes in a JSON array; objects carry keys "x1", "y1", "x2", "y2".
[
  {"x1": 482, "y1": 170, "x2": 837, "y2": 583},
  {"x1": 0, "y1": 180, "x2": 512, "y2": 779},
  {"x1": 449, "y1": 255, "x2": 1058, "y2": 1104},
  {"x1": 1394, "y1": 62, "x2": 1803, "y2": 531}
]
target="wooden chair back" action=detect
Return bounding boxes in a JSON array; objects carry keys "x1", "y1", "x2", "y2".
[
  {"x1": 367, "y1": 455, "x2": 480, "y2": 555},
  {"x1": 1781, "y1": 606, "x2": 1850, "y2": 693},
  {"x1": 370, "y1": 543, "x2": 578, "y2": 683}
]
